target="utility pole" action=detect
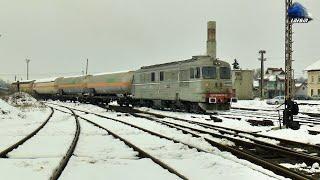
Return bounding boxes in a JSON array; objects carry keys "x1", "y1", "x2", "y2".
[
  {"x1": 258, "y1": 50, "x2": 266, "y2": 99},
  {"x1": 85, "y1": 58, "x2": 89, "y2": 75},
  {"x1": 25, "y1": 59, "x2": 31, "y2": 80}
]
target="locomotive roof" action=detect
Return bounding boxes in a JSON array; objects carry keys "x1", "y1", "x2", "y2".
[{"x1": 140, "y1": 55, "x2": 212, "y2": 69}]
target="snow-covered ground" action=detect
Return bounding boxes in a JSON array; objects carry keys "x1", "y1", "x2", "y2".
[
  {"x1": 4, "y1": 97, "x2": 320, "y2": 179},
  {"x1": 60, "y1": 119, "x2": 180, "y2": 180},
  {"x1": 50, "y1": 102, "x2": 287, "y2": 179},
  {"x1": 0, "y1": 98, "x2": 51, "y2": 152},
  {"x1": 1, "y1": 111, "x2": 75, "y2": 179},
  {"x1": 0, "y1": 96, "x2": 54, "y2": 179}
]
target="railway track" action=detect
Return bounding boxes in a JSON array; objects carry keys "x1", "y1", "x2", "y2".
[
  {"x1": 111, "y1": 106, "x2": 320, "y2": 179},
  {"x1": 49, "y1": 102, "x2": 320, "y2": 179},
  {"x1": 49, "y1": 108, "x2": 81, "y2": 180},
  {"x1": 0, "y1": 107, "x2": 54, "y2": 158},
  {"x1": 51, "y1": 105, "x2": 189, "y2": 180},
  {"x1": 232, "y1": 106, "x2": 320, "y2": 119},
  {"x1": 225, "y1": 107, "x2": 320, "y2": 127},
  {"x1": 0, "y1": 106, "x2": 80, "y2": 180}
]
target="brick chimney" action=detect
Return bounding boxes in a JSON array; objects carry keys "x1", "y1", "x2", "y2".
[{"x1": 206, "y1": 21, "x2": 216, "y2": 58}]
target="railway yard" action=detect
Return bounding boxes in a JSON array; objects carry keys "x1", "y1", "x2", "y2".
[
  {"x1": 0, "y1": 93, "x2": 319, "y2": 180},
  {"x1": 1, "y1": 0, "x2": 319, "y2": 179}
]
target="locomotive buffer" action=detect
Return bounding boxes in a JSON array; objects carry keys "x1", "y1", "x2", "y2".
[{"x1": 283, "y1": 1, "x2": 312, "y2": 129}]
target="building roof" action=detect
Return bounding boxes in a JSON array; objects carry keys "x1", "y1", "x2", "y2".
[{"x1": 305, "y1": 60, "x2": 320, "y2": 71}]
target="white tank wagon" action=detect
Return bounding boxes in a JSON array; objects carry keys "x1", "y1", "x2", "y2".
[
  {"x1": 33, "y1": 77, "x2": 60, "y2": 95},
  {"x1": 86, "y1": 71, "x2": 134, "y2": 96},
  {"x1": 11, "y1": 80, "x2": 35, "y2": 94},
  {"x1": 56, "y1": 75, "x2": 91, "y2": 95}
]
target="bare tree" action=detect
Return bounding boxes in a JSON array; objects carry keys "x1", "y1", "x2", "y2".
[{"x1": 254, "y1": 68, "x2": 261, "y2": 79}]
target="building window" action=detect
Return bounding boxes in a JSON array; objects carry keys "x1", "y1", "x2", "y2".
[
  {"x1": 160, "y1": 71, "x2": 164, "y2": 81},
  {"x1": 311, "y1": 89, "x2": 314, "y2": 96},
  {"x1": 312, "y1": 76, "x2": 314, "y2": 83},
  {"x1": 318, "y1": 76, "x2": 320, "y2": 84},
  {"x1": 195, "y1": 67, "x2": 200, "y2": 79},
  {"x1": 190, "y1": 68, "x2": 194, "y2": 79},
  {"x1": 318, "y1": 89, "x2": 320, "y2": 95},
  {"x1": 151, "y1": 72, "x2": 155, "y2": 82}
]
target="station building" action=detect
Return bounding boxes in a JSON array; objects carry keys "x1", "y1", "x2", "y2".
[{"x1": 305, "y1": 60, "x2": 320, "y2": 97}]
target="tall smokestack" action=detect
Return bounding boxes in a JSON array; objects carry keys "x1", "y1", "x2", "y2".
[{"x1": 206, "y1": 21, "x2": 216, "y2": 58}]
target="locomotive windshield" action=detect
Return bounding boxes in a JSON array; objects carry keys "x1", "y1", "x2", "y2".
[
  {"x1": 220, "y1": 67, "x2": 231, "y2": 79},
  {"x1": 202, "y1": 66, "x2": 217, "y2": 79}
]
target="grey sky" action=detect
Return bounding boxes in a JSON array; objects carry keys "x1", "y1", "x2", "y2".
[{"x1": 0, "y1": 0, "x2": 319, "y2": 81}]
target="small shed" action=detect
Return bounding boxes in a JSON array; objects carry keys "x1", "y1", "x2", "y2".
[{"x1": 232, "y1": 70, "x2": 254, "y2": 100}]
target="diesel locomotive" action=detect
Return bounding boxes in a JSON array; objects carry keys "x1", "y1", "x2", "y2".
[{"x1": 12, "y1": 21, "x2": 235, "y2": 112}]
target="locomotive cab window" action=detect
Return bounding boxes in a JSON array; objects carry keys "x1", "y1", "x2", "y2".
[
  {"x1": 195, "y1": 67, "x2": 200, "y2": 79},
  {"x1": 220, "y1": 67, "x2": 231, "y2": 79},
  {"x1": 160, "y1": 71, "x2": 164, "y2": 81},
  {"x1": 202, "y1": 66, "x2": 217, "y2": 79},
  {"x1": 151, "y1": 72, "x2": 155, "y2": 82},
  {"x1": 190, "y1": 68, "x2": 195, "y2": 79}
]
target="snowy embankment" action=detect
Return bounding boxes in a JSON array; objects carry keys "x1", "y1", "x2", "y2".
[
  {"x1": 0, "y1": 97, "x2": 50, "y2": 152},
  {"x1": 0, "y1": 94, "x2": 57, "y2": 179},
  {"x1": 51, "y1": 102, "x2": 286, "y2": 180}
]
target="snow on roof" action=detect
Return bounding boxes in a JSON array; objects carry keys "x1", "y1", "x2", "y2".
[
  {"x1": 267, "y1": 74, "x2": 276, "y2": 81},
  {"x1": 295, "y1": 83, "x2": 302, "y2": 87},
  {"x1": 253, "y1": 80, "x2": 259, "y2": 87},
  {"x1": 305, "y1": 60, "x2": 320, "y2": 71}
]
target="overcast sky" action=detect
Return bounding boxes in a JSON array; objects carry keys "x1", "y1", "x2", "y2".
[{"x1": 0, "y1": 0, "x2": 319, "y2": 81}]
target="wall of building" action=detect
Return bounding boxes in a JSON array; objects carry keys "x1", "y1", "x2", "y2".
[
  {"x1": 232, "y1": 70, "x2": 254, "y2": 100},
  {"x1": 307, "y1": 70, "x2": 320, "y2": 96},
  {"x1": 295, "y1": 84, "x2": 308, "y2": 97}
]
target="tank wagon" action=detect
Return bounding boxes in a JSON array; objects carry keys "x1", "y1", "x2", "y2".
[
  {"x1": 11, "y1": 80, "x2": 35, "y2": 93},
  {"x1": 85, "y1": 71, "x2": 134, "y2": 105},
  {"x1": 12, "y1": 21, "x2": 234, "y2": 111},
  {"x1": 87, "y1": 71, "x2": 134, "y2": 96},
  {"x1": 55, "y1": 75, "x2": 91, "y2": 95},
  {"x1": 33, "y1": 78, "x2": 60, "y2": 98}
]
